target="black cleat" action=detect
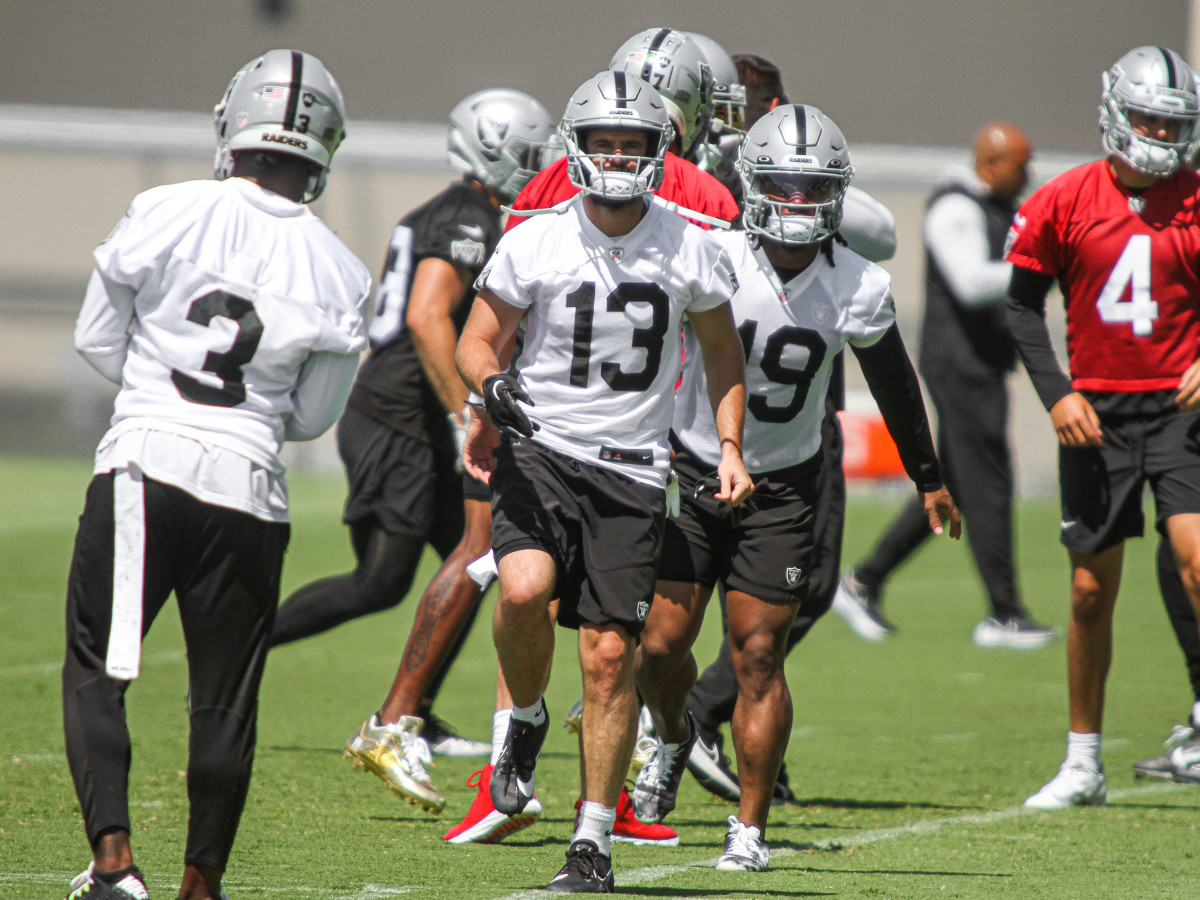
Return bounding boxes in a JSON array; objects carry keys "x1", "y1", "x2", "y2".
[
  {"x1": 490, "y1": 699, "x2": 548, "y2": 815},
  {"x1": 545, "y1": 840, "x2": 615, "y2": 893}
]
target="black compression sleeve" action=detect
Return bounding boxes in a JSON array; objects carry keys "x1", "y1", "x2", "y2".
[
  {"x1": 850, "y1": 325, "x2": 942, "y2": 492},
  {"x1": 1004, "y1": 266, "x2": 1072, "y2": 411}
]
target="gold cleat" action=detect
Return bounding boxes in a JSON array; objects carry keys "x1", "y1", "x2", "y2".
[{"x1": 345, "y1": 714, "x2": 447, "y2": 813}]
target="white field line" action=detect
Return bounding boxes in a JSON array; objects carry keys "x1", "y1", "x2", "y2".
[
  {"x1": 3, "y1": 764, "x2": 1186, "y2": 897},
  {"x1": 496, "y1": 780, "x2": 1188, "y2": 899}
]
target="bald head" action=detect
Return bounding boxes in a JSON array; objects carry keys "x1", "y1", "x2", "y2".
[{"x1": 972, "y1": 121, "x2": 1033, "y2": 203}]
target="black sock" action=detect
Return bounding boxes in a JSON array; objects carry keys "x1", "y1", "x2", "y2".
[{"x1": 94, "y1": 866, "x2": 141, "y2": 885}]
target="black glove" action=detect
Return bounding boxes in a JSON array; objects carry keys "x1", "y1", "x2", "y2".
[{"x1": 482, "y1": 373, "x2": 538, "y2": 440}]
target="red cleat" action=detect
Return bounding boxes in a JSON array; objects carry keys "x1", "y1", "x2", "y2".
[
  {"x1": 573, "y1": 786, "x2": 680, "y2": 847},
  {"x1": 443, "y1": 764, "x2": 542, "y2": 844}
]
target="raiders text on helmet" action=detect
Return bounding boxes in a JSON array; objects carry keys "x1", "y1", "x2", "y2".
[
  {"x1": 213, "y1": 49, "x2": 346, "y2": 203},
  {"x1": 738, "y1": 104, "x2": 854, "y2": 245}
]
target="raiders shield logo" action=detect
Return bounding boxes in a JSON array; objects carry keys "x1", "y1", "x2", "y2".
[
  {"x1": 785, "y1": 566, "x2": 802, "y2": 586},
  {"x1": 609, "y1": 247, "x2": 625, "y2": 263},
  {"x1": 636, "y1": 600, "x2": 650, "y2": 620}
]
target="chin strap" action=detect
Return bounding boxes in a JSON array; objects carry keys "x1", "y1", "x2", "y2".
[
  {"x1": 501, "y1": 196, "x2": 580, "y2": 218},
  {"x1": 652, "y1": 196, "x2": 732, "y2": 229},
  {"x1": 502, "y1": 193, "x2": 732, "y2": 230}
]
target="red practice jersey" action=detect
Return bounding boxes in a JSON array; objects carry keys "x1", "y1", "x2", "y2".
[
  {"x1": 505, "y1": 152, "x2": 739, "y2": 233},
  {"x1": 1006, "y1": 159, "x2": 1200, "y2": 393}
]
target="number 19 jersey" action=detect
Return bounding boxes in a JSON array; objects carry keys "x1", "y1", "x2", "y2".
[
  {"x1": 673, "y1": 234, "x2": 895, "y2": 473},
  {"x1": 477, "y1": 199, "x2": 737, "y2": 487},
  {"x1": 1006, "y1": 159, "x2": 1200, "y2": 393}
]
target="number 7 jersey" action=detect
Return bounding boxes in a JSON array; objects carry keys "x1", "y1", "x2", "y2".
[{"x1": 1005, "y1": 159, "x2": 1200, "y2": 393}]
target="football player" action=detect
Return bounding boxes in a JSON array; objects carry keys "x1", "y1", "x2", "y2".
[
  {"x1": 456, "y1": 70, "x2": 751, "y2": 892},
  {"x1": 506, "y1": 30, "x2": 740, "y2": 231},
  {"x1": 268, "y1": 89, "x2": 559, "y2": 812},
  {"x1": 632, "y1": 104, "x2": 958, "y2": 871},
  {"x1": 1010, "y1": 46, "x2": 1200, "y2": 808},
  {"x1": 63, "y1": 50, "x2": 370, "y2": 900}
]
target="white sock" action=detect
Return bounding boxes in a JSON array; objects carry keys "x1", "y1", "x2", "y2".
[
  {"x1": 491, "y1": 709, "x2": 512, "y2": 766},
  {"x1": 1191, "y1": 701, "x2": 1200, "y2": 730},
  {"x1": 572, "y1": 801, "x2": 615, "y2": 856},
  {"x1": 1066, "y1": 731, "x2": 1102, "y2": 769},
  {"x1": 512, "y1": 697, "x2": 547, "y2": 727}
]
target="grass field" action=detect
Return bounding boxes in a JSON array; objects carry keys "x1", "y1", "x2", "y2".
[{"x1": 2, "y1": 454, "x2": 1198, "y2": 899}]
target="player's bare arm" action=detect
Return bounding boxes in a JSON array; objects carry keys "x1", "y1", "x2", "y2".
[
  {"x1": 407, "y1": 256, "x2": 473, "y2": 421},
  {"x1": 456, "y1": 287, "x2": 525, "y2": 395},
  {"x1": 687, "y1": 302, "x2": 753, "y2": 506},
  {"x1": 462, "y1": 412, "x2": 501, "y2": 482}
]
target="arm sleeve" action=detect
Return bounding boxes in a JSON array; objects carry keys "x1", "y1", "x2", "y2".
[
  {"x1": 923, "y1": 193, "x2": 1012, "y2": 308},
  {"x1": 839, "y1": 186, "x2": 897, "y2": 262},
  {"x1": 850, "y1": 325, "x2": 942, "y2": 491},
  {"x1": 1004, "y1": 265, "x2": 1071, "y2": 411},
  {"x1": 285, "y1": 350, "x2": 361, "y2": 441},
  {"x1": 75, "y1": 267, "x2": 136, "y2": 385}
]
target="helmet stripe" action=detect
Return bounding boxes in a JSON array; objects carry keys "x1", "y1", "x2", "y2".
[
  {"x1": 283, "y1": 50, "x2": 303, "y2": 132},
  {"x1": 613, "y1": 70, "x2": 628, "y2": 108},
  {"x1": 794, "y1": 104, "x2": 807, "y2": 150},
  {"x1": 641, "y1": 28, "x2": 672, "y2": 81},
  {"x1": 1159, "y1": 46, "x2": 1178, "y2": 88}
]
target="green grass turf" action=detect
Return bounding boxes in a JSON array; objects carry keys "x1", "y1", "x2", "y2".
[{"x1": 2, "y1": 454, "x2": 1198, "y2": 898}]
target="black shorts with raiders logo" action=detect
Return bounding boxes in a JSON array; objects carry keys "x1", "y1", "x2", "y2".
[
  {"x1": 489, "y1": 438, "x2": 665, "y2": 635},
  {"x1": 658, "y1": 438, "x2": 821, "y2": 605},
  {"x1": 1059, "y1": 395, "x2": 1200, "y2": 555},
  {"x1": 337, "y1": 405, "x2": 465, "y2": 543}
]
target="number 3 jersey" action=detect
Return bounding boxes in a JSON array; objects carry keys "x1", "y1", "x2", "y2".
[
  {"x1": 75, "y1": 177, "x2": 371, "y2": 520},
  {"x1": 673, "y1": 233, "x2": 895, "y2": 473},
  {"x1": 1006, "y1": 159, "x2": 1200, "y2": 393},
  {"x1": 477, "y1": 199, "x2": 737, "y2": 488}
]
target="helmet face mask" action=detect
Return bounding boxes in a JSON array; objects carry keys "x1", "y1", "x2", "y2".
[
  {"x1": 448, "y1": 89, "x2": 561, "y2": 202},
  {"x1": 213, "y1": 49, "x2": 347, "y2": 203},
  {"x1": 738, "y1": 104, "x2": 853, "y2": 245},
  {"x1": 608, "y1": 28, "x2": 714, "y2": 161},
  {"x1": 684, "y1": 31, "x2": 747, "y2": 138},
  {"x1": 1099, "y1": 45, "x2": 1200, "y2": 177},
  {"x1": 561, "y1": 71, "x2": 675, "y2": 202}
]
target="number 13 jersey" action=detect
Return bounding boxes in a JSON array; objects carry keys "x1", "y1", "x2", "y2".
[
  {"x1": 1006, "y1": 159, "x2": 1200, "y2": 393},
  {"x1": 476, "y1": 199, "x2": 737, "y2": 488}
]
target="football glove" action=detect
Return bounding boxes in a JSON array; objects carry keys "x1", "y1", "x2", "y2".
[{"x1": 482, "y1": 373, "x2": 538, "y2": 440}]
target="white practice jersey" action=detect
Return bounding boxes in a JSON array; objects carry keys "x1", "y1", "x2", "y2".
[
  {"x1": 478, "y1": 199, "x2": 737, "y2": 488},
  {"x1": 76, "y1": 177, "x2": 371, "y2": 520},
  {"x1": 674, "y1": 233, "x2": 894, "y2": 473}
]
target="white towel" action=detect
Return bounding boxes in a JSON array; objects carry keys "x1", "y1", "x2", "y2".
[{"x1": 106, "y1": 465, "x2": 146, "y2": 680}]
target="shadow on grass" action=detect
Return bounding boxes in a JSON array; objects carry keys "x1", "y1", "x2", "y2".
[{"x1": 795, "y1": 864, "x2": 1012, "y2": 878}]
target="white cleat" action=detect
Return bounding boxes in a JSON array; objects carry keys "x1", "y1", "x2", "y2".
[
  {"x1": 1024, "y1": 761, "x2": 1107, "y2": 810},
  {"x1": 715, "y1": 815, "x2": 770, "y2": 871}
]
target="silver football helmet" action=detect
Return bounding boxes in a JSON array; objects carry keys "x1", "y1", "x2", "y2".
[
  {"x1": 448, "y1": 89, "x2": 561, "y2": 202},
  {"x1": 1099, "y1": 45, "x2": 1200, "y2": 177},
  {"x1": 738, "y1": 104, "x2": 853, "y2": 245},
  {"x1": 213, "y1": 49, "x2": 346, "y2": 203},
  {"x1": 560, "y1": 70, "x2": 674, "y2": 202},
  {"x1": 608, "y1": 28, "x2": 714, "y2": 161},
  {"x1": 684, "y1": 31, "x2": 747, "y2": 137}
]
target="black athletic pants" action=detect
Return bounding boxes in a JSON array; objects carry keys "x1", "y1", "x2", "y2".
[
  {"x1": 855, "y1": 367, "x2": 1024, "y2": 620},
  {"x1": 63, "y1": 472, "x2": 289, "y2": 871},
  {"x1": 687, "y1": 406, "x2": 846, "y2": 734}
]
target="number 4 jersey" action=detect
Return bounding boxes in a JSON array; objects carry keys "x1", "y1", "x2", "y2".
[
  {"x1": 673, "y1": 234, "x2": 895, "y2": 473},
  {"x1": 477, "y1": 198, "x2": 737, "y2": 488},
  {"x1": 76, "y1": 177, "x2": 371, "y2": 519},
  {"x1": 1006, "y1": 159, "x2": 1200, "y2": 393}
]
